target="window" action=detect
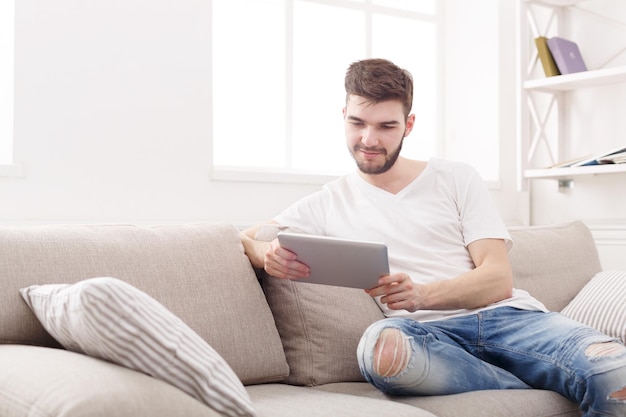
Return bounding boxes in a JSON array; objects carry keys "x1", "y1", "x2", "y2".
[
  {"x1": 211, "y1": 0, "x2": 438, "y2": 182},
  {"x1": 0, "y1": 0, "x2": 15, "y2": 166}
]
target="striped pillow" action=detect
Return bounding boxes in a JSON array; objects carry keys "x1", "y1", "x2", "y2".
[
  {"x1": 19, "y1": 277, "x2": 257, "y2": 417},
  {"x1": 561, "y1": 270, "x2": 626, "y2": 343}
]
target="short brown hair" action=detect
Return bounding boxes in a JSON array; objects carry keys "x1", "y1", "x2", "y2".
[{"x1": 344, "y1": 58, "x2": 413, "y2": 118}]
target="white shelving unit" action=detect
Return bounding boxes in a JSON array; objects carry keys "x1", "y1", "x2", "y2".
[{"x1": 517, "y1": 0, "x2": 626, "y2": 189}]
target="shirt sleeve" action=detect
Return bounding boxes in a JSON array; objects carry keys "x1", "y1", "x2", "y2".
[
  {"x1": 273, "y1": 189, "x2": 329, "y2": 236},
  {"x1": 454, "y1": 163, "x2": 512, "y2": 250}
]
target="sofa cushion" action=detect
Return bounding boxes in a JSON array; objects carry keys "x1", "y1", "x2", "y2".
[
  {"x1": 313, "y1": 382, "x2": 581, "y2": 417},
  {"x1": 20, "y1": 277, "x2": 256, "y2": 417},
  {"x1": 255, "y1": 224, "x2": 385, "y2": 386},
  {"x1": 508, "y1": 221, "x2": 602, "y2": 312},
  {"x1": 0, "y1": 345, "x2": 224, "y2": 417},
  {"x1": 246, "y1": 384, "x2": 437, "y2": 417},
  {"x1": 561, "y1": 270, "x2": 626, "y2": 343},
  {"x1": 262, "y1": 278, "x2": 385, "y2": 386},
  {"x1": 0, "y1": 223, "x2": 288, "y2": 385}
]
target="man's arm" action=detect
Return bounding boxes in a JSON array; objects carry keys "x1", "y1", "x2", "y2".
[
  {"x1": 366, "y1": 238, "x2": 513, "y2": 312},
  {"x1": 240, "y1": 221, "x2": 310, "y2": 279}
]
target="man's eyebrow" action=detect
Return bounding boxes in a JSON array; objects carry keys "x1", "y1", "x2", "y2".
[{"x1": 346, "y1": 115, "x2": 400, "y2": 125}]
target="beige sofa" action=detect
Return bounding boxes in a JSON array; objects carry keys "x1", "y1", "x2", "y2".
[{"x1": 0, "y1": 220, "x2": 617, "y2": 417}]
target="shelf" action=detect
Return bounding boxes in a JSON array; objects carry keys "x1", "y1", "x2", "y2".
[
  {"x1": 524, "y1": 66, "x2": 626, "y2": 92},
  {"x1": 524, "y1": 0, "x2": 584, "y2": 6},
  {"x1": 524, "y1": 164, "x2": 626, "y2": 180}
]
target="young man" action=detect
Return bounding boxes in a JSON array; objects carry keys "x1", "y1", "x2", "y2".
[{"x1": 240, "y1": 58, "x2": 626, "y2": 416}]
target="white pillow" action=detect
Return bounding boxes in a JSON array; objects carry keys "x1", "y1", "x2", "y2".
[
  {"x1": 20, "y1": 277, "x2": 257, "y2": 417},
  {"x1": 561, "y1": 270, "x2": 626, "y2": 343}
]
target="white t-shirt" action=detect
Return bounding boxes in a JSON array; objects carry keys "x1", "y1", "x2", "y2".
[{"x1": 274, "y1": 158, "x2": 547, "y2": 322}]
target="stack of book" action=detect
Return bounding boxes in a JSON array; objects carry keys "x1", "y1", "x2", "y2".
[
  {"x1": 535, "y1": 36, "x2": 587, "y2": 77},
  {"x1": 551, "y1": 146, "x2": 626, "y2": 168}
]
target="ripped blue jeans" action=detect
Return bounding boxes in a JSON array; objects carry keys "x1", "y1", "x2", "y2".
[{"x1": 357, "y1": 307, "x2": 626, "y2": 417}]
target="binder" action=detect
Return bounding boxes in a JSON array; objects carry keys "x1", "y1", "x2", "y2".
[{"x1": 546, "y1": 37, "x2": 587, "y2": 74}]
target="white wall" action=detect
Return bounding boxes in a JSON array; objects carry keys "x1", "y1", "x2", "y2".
[{"x1": 3, "y1": 0, "x2": 320, "y2": 226}]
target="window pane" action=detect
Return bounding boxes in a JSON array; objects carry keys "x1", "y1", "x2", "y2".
[
  {"x1": 443, "y1": 0, "x2": 499, "y2": 181},
  {"x1": 212, "y1": 0, "x2": 285, "y2": 168},
  {"x1": 372, "y1": 14, "x2": 437, "y2": 160},
  {"x1": 292, "y1": 2, "x2": 365, "y2": 174},
  {"x1": 372, "y1": 0, "x2": 435, "y2": 14}
]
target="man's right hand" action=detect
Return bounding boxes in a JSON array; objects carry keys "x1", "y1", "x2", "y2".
[{"x1": 263, "y1": 238, "x2": 311, "y2": 280}]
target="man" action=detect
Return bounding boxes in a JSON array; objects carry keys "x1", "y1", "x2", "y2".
[{"x1": 240, "y1": 58, "x2": 626, "y2": 416}]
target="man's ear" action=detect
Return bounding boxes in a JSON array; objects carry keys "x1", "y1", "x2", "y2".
[
  {"x1": 404, "y1": 114, "x2": 416, "y2": 137},
  {"x1": 342, "y1": 107, "x2": 347, "y2": 118}
]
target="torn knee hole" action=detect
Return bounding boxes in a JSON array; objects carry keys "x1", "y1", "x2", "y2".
[
  {"x1": 373, "y1": 328, "x2": 411, "y2": 377},
  {"x1": 610, "y1": 386, "x2": 626, "y2": 401},
  {"x1": 585, "y1": 341, "x2": 626, "y2": 358}
]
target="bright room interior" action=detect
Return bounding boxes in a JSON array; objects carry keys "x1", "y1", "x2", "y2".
[{"x1": 0, "y1": 0, "x2": 625, "y2": 268}]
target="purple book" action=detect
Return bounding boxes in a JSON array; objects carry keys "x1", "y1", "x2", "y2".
[{"x1": 547, "y1": 37, "x2": 587, "y2": 74}]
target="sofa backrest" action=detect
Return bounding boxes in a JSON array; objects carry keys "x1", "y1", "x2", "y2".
[
  {"x1": 0, "y1": 223, "x2": 289, "y2": 385},
  {"x1": 508, "y1": 220, "x2": 602, "y2": 312}
]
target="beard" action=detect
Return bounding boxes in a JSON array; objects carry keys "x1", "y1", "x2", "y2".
[{"x1": 350, "y1": 139, "x2": 403, "y2": 175}]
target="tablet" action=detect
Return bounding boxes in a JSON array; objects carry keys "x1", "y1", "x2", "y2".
[{"x1": 276, "y1": 232, "x2": 389, "y2": 289}]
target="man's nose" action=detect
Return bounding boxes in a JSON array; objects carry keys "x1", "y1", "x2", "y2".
[{"x1": 361, "y1": 127, "x2": 378, "y2": 147}]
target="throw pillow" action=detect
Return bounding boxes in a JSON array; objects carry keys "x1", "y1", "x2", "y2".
[
  {"x1": 561, "y1": 270, "x2": 626, "y2": 343},
  {"x1": 19, "y1": 277, "x2": 257, "y2": 417}
]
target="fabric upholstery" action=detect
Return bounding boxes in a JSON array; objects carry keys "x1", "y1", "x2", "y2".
[
  {"x1": 262, "y1": 277, "x2": 385, "y2": 386},
  {"x1": 508, "y1": 221, "x2": 602, "y2": 312},
  {"x1": 561, "y1": 270, "x2": 626, "y2": 343},
  {"x1": 313, "y1": 383, "x2": 581, "y2": 417},
  {"x1": 20, "y1": 277, "x2": 256, "y2": 417},
  {"x1": 0, "y1": 345, "x2": 224, "y2": 417},
  {"x1": 256, "y1": 224, "x2": 385, "y2": 386},
  {"x1": 0, "y1": 223, "x2": 288, "y2": 385},
  {"x1": 247, "y1": 384, "x2": 437, "y2": 417}
]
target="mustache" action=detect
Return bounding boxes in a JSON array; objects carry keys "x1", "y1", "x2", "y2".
[{"x1": 354, "y1": 145, "x2": 387, "y2": 154}]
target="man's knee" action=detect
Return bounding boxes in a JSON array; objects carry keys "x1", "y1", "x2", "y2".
[
  {"x1": 372, "y1": 328, "x2": 412, "y2": 377},
  {"x1": 585, "y1": 341, "x2": 626, "y2": 402},
  {"x1": 584, "y1": 341, "x2": 626, "y2": 358}
]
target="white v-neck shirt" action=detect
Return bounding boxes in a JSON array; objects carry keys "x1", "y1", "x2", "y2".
[{"x1": 274, "y1": 158, "x2": 547, "y2": 322}]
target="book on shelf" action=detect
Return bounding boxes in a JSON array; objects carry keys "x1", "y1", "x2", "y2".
[
  {"x1": 551, "y1": 146, "x2": 626, "y2": 168},
  {"x1": 547, "y1": 37, "x2": 587, "y2": 74},
  {"x1": 535, "y1": 37, "x2": 561, "y2": 77}
]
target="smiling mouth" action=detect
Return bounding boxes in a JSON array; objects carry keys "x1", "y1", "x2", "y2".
[{"x1": 356, "y1": 146, "x2": 385, "y2": 159}]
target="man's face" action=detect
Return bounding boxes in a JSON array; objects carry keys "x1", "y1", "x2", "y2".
[{"x1": 343, "y1": 95, "x2": 413, "y2": 175}]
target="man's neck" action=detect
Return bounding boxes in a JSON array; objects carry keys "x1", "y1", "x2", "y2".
[{"x1": 358, "y1": 157, "x2": 427, "y2": 194}]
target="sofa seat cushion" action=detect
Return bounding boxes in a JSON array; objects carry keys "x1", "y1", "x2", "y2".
[
  {"x1": 508, "y1": 221, "x2": 602, "y2": 312},
  {"x1": 20, "y1": 277, "x2": 256, "y2": 417},
  {"x1": 0, "y1": 223, "x2": 288, "y2": 385},
  {"x1": 313, "y1": 382, "x2": 581, "y2": 417},
  {"x1": 246, "y1": 384, "x2": 436, "y2": 417},
  {"x1": 561, "y1": 270, "x2": 626, "y2": 343},
  {"x1": 0, "y1": 345, "x2": 224, "y2": 417}
]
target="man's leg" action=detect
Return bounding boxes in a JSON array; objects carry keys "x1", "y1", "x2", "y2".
[
  {"x1": 472, "y1": 307, "x2": 626, "y2": 417},
  {"x1": 356, "y1": 316, "x2": 530, "y2": 396}
]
